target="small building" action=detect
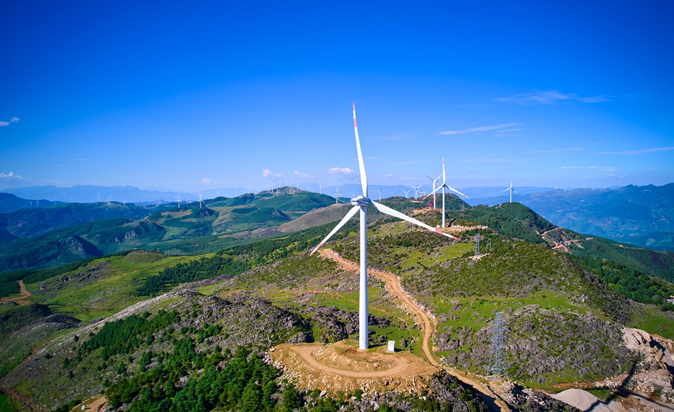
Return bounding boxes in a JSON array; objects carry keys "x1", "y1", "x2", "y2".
[
  {"x1": 667, "y1": 296, "x2": 674, "y2": 305},
  {"x1": 387, "y1": 341, "x2": 396, "y2": 353}
]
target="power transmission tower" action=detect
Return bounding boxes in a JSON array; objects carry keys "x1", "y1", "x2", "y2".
[{"x1": 487, "y1": 312, "x2": 508, "y2": 378}]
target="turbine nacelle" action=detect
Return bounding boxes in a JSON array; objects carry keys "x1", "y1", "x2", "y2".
[{"x1": 350, "y1": 196, "x2": 370, "y2": 207}]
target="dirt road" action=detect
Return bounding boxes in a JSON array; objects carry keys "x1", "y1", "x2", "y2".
[
  {"x1": 319, "y1": 249, "x2": 438, "y2": 367},
  {"x1": 318, "y1": 249, "x2": 509, "y2": 412},
  {"x1": 18, "y1": 281, "x2": 31, "y2": 298},
  {"x1": 0, "y1": 280, "x2": 32, "y2": 305}
]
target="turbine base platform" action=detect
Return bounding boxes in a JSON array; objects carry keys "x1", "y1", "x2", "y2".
[{"x1": 270, "y1": 340, "x2": 437, "y2": 395}]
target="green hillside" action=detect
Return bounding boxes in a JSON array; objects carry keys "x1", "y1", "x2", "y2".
[{"x1": 1, "y1": 198, "x2": 673, "y2": 410}]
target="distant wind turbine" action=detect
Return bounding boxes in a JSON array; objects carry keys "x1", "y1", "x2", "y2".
[
  {"x1": 248, "y1": 185, "x2": 252, "y2": 194},
  {"x1": 198, "y1": 193, "x2": 204, "y2": 209},
  {"x1": 424, "y1": 158, "x2": 470, "y2": 228},
  {"x1": 502, "y1": 180, "x2": 519, "y2": 203},
  {"x1": 334, "y1": 186, "x2": 342, "y2": 204},
  {"x1": 378, "y1": 186, "x2": 382, "y2": 201},
  {"x1": 177, "y1": 194, "x2": 182, "y2": 209},
  {"x1": 423, "y1": 173, "x2": 443, "y2": 209},
  {"x1": 403, "y1": 190, "x2": 410, "y2": 199},
  {"x1": 412, "y1": 185, "x2": 421, "y2": 199},
  {"x1": 312, "y1": 104, "x2": 460, "y2": 350},
  {"x1": 319, "y1": 183, "x2": 324, "y2": 194}
]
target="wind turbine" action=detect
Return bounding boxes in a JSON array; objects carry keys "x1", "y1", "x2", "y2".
[
  {"x1": 312, "y1": 104, "x2": 460, "y2": 350},
  {"x1": 403, "y1": 190, "x2": 410, "y2": 199},
  {"x1": 333, "y1": 186, "x2": 341, "y2": 204},
  {"x1": 248, "y1": 185, "x2": 252, "y2": 194},
  {"x1": 424, "y1": 158, "x2": 470, "y2": 228},
  {"x1": 378, "y1": 186, "x2": 382, "y2": 201},
  {"x1": 123, "y1": 199, "x2": 126, "y2": 206},
  {"x1": 411, "y1": 185, "x2": 421, "y2": 199},
  {"x1": 423, "y1": 173, "x2": 443, "y2": 209},
  {"x1": 319, "y1": 183, "x2": 324, "y2": 194},
  {"x1": 502, "y1": 180, "x2": 519, "y2": 203},
  {"x1": 198, "y1": 193, "x2": 204, "y2": 209},
  {"x1": 176, "y1": 194, "x2": 182, "y2": 209}
]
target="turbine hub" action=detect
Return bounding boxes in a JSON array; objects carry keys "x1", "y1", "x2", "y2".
[{"x1": 350, "y1": 196, "x2": 370, "y2": 207}]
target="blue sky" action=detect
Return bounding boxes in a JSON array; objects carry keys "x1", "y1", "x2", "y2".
[{"x1": 1, "y1": 0, "x2": 673, "y2": 192}]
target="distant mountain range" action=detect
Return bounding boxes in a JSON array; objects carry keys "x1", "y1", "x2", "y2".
[
  {"x1": 1, "y1": 184, "x2": 557, "y2": 205},
  {"x1": 0, "y1": 193, "x2": 63, "y2": 214},
  {"x1": 468, "y1": 183, "x2": 674, "y2": 251}
]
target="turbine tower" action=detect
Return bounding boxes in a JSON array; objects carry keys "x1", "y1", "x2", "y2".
[
  {"x1": 403, "y1": 190, "x2": 410, "y2": 199},
  {"x1": 424, "y1": 158, "x2": 469, "y2": 228},
  {"x1": 423, "y1": 173, "x2": 442, "y2": 209},
  {"x1": 312, "y1": 104, "x2": 460, "y2": 350},
  {"x1": 248, "y1": 185, "x2": 252, "y2": 194},
  {"x1": 502, "y1": 180, "x2": 519, "y2": 203},
  {"x1": 198, "y1": 193, "x2": 204, "y2": 209},
  {"x1": 319, "y1": 183, "x2": 324, "y2": 194},
  {"x1": 176, "y1": 194, "x2": 181, "y2": 209},
  {"x1": 412, "y1": 185, "x2": 421, "y2": 199},
  {"x1": 378, "y1": 186, "x2": 382, "y2": 201}
]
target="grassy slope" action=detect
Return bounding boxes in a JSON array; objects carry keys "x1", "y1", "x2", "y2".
[{"x1": 25, "y1": 251, "x2": 206, "y2": 322}]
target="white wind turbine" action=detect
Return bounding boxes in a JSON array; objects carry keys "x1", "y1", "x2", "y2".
[
  {"x1": 502, "y1": 179, "x2": 519, "y2": 203},
  {"x1": 176, "y1": 194, "x2": 182, "y2": 209},
  {"x1": 424, "y1": 158, "x2": 470, "y2": 228},
  {"x1": 422, "y1": 173, "x2": 443, "y2": 209},
  {"x1": 403, "y1": 190, "x2": 410, "y2": 199},
  {"x1": 312, "y1": 104, "x2": 460, "y2": 350},
  {"x1": 198, "y1": 193, "x2": 204, "y2": 209},
  {"x1": 378, "y1": 186, "x2": 382, "y2": 201},
  {"x1": 248, "y1": 185, "x2": 252, "y2": 194},
  {"x1": 333, "y1": 186, "x2": 342, "y2": 204},
  {"x1": 319, "y1": 183, "x2": 325, "y2": 194},
  {"x1": 411, "y1": 185, "x2": 421, "y2": 199}
]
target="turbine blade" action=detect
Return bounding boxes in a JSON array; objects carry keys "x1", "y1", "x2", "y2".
[
  {"x1": 442, "y1": 158, "x2": 446, "y2": 184},
  {"x1": 353, "y1": 103, "x2": 368, "y2": 197},
  {"x1": 445, "y1": 185, "x2": 470, "y2": 198},
  {"x1": 311, "y1": 205, "x2": 360, "y2": 255},
  {"x1": 371, "y1": 201, "x2": 461, "y2": 241},
  {"x1": 501, "y1": 188, "x2": 510, "y2": 192},
  {"x1": 421, "y1": 173, "x2": 434, "y2": 181},
  {"x1": 513, "y1": 190, "x2": 519, "y2": 194},
  {"x1": 422, "y1": 186, "x2": 442, "y2": 199}
]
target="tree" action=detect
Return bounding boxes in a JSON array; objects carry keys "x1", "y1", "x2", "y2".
[
  {"x1": 241, "y1": 381, "x2": 263, "y2": 412},
  {"x1": 281, "y1": 383, "x2": 301, "y2": 412}
]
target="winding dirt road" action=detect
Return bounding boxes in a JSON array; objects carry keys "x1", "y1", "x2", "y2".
[{"x1": 318, "y1": 249, "x2": 509, "y2": 412}]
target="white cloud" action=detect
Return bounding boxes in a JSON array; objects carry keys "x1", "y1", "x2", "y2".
[
  {"x1": 263, "y1": 168, "x2": 282, "y2": 178},
  {"x1": 294, "y1": 170, "x2": 313, "y2": 179},
  {"x1": 328, "y1": 167, "x2": 357, "y2": 176},
  {"x1": 0, "y1": 121, "x2": 8, "y2": 127},
  {"x1": 456, "y1": 158, "x2": 523, "y2": 163},
  {"x1": 202, "y1": 178, "x2": 212, "y2": 184},
  {"x1": 0, "y1": 172, "x2": 22, "y2": 179},
  {"x1": 496, "y1": 90, "x2": 610, "y2": 105},
  {"x1": 526, "y1": 147, "x2": 583, "y2": 153},
  {"x1": 386, "y1": 173, "x2": 394, "y2": 178},
  {"x1": 10, "y1": 117, "x2": 19, "y2": 123},
  {"x1": 440, "y1": 123, "x2": 521, "y2": 136},
  {"x1": 597, "y1": 147, "x2": 674, "y2": 155}
]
